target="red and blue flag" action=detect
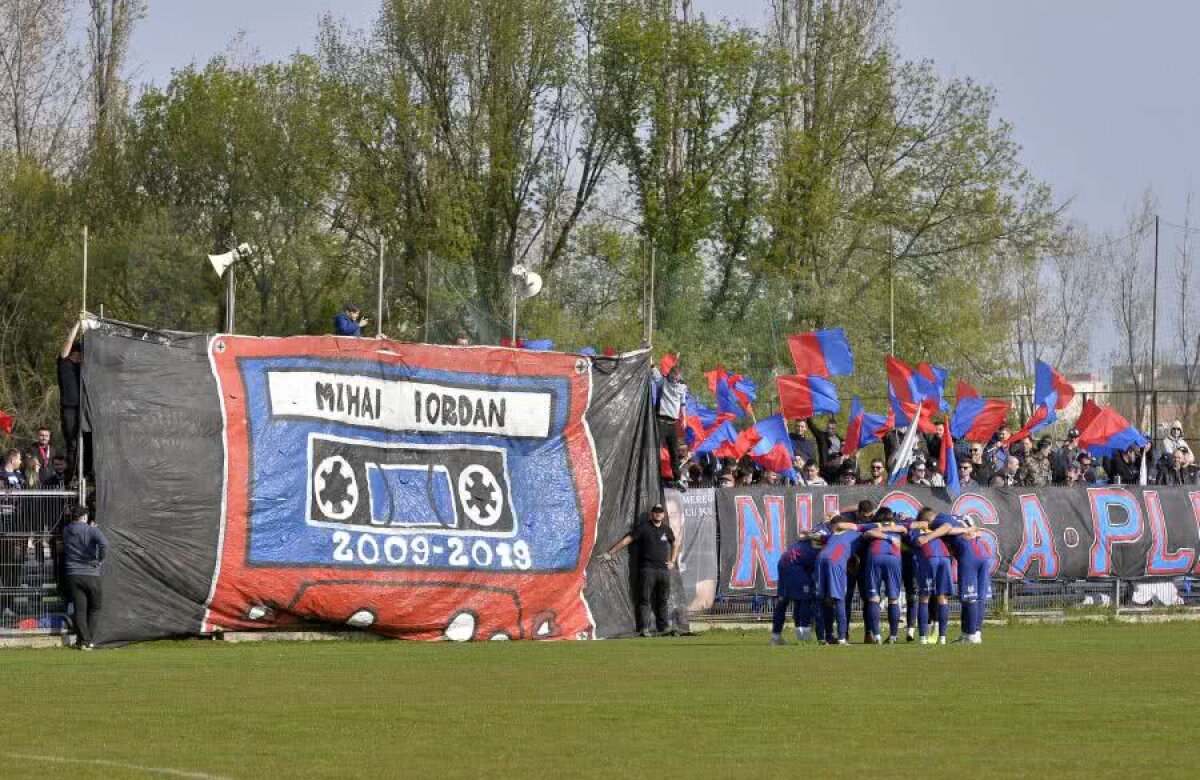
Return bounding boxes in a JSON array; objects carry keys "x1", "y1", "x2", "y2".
[
  {"x1": 1075, "y1": 400, "x2": 1148, "y2": 457},
  {"x1": 941, "y1": 428, "x2": 960, "y2": 496},
  {"x1": 1009, "y1": 360, "x2": 1075, "y2": 446},
  {"x1": 705, "y1": 365, "x2": 756, "y2": 418},
  {"x1": 683, "y1": 397, "x2": 736, "y2": 447},
  {"x1": 735, "y1": 414, "x2": 797, "y2": 478},
  {"x1": 887, "y1": 356, "x2": 936, "y2": 433},
  {"x1": 786, "y1": 328, "x2": 855, "y2": 378},
  {"x1": 776, "y1": 374, "x2": 841, "y2": 420},
  {"x1": 950, "y1": 381, "x2": 1011, "y2": 443},
  {"x1": 842, "y1": 397, "x2": 890, "y2": 456},
  {"x1": 916, "y1": 362, "x2": 950, "y2": 419},
  {"x1": 693, "y1": 419, "x2": 743, "y2": 459}
]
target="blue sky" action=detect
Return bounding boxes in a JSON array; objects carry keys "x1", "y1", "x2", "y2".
[{"x1": 129, "y1": 1, "x2": 1200, "y2": 369}]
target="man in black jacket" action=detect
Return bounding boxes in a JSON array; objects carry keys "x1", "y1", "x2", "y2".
[
  {"x1": 1156, "y1": 447, "x2": 1198, "y2": 485},
  {"x1": 601, "y1": 503, "x2": 678, "y2": 636}
]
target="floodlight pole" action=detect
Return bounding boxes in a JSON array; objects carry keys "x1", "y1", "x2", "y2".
[
  {"x1": 376, "y1": 236, "x2": 385, "y2": 338},
  {"x1": 1151, "y1": 214, "x2": 1159, "y2": 443}
]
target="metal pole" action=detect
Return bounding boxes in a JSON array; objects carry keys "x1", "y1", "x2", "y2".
[
  {"x1": 224, "y1": 268, "x2": 235, "y2": 333},
  {"x1": 648, "y1": 245, "x2": 656, "y2": 347},
  {"x1": 1151, "y1": 215, "x2": 1159, "y2": 444},
  {"x1": 424, "y1": 251, "x2": 432, "y2": 343},
  {"x1": 511, "y1": 286, "x2": 517, "y2": 343},
  {"x1": 376, "y1": 236, "x2": 385, "y2": 338},
  {"x1": 640, "y1": 240, "x2": 648, "y2": 345},
  {"x1": 78, "y1": 227, "x2": 88, "y2": 501},
  {"x1": 889, "y1": 253, "x2": 895, "y2": 355}
]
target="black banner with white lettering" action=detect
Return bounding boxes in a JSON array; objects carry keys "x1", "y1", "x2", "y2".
[
  {"x1": 84, "y1": 322, "x2": 660, "y2": 645},
  {"x1": 714, "y1": 486, "x2": 1200, "y2": 595}
]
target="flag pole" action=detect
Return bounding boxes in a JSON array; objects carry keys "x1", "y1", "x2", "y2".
[
  {"x1": 376, "y1": 235, "x2": 385, "y2": 338},
  {"x1": 1150, "y1": 214, "x2": 1159, "y2": 448}
]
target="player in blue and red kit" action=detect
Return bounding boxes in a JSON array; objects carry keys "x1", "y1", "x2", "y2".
[
  {"x1": 861, "y1": 507, "x2": 906, "y2": 644},
  {"x1": 921, "y1": 510, "x2": 992, "y2": 644},
  {"x1": 770, "y1": 519, "x2": 833, "y2": 644},
  {"x1": 816, "y1": 516, "x2": 865, "y2": 644},
  {"x1": 908, "y1": 507, "x2": 953, "y2": 644}
]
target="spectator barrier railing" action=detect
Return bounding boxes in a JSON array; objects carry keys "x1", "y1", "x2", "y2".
[{"x1": 0, "y1": 490, "x2": 76, "y2": 635}]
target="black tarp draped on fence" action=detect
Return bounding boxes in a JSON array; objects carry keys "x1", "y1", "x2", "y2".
[{"x1": 84, "y1": 323, "x2": 660, "y2": 645}]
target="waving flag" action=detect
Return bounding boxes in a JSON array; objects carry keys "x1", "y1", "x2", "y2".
[
  {"x1": 705, "y1": 366, "x2": 756, "y2": 418},
  {"x1": 660, "y1": 353, "x2": 677, "y2": 375},
  {"x1": 1009, "y1": 361, "x2": 1076, "y2": 446},
  {"x1": 941, "y1": 429, "x2": 961, "y2": 496},
  {"x1": 786, "y1": 328, "x2": 855, "y2": 378},
  {"x1": 683, "y1": 397, "x2": 735, "y2": 447},
  {"x1": 0, "y1": 409, "x2": 11, "y2": 435},
  {"x1": 736, "y1": 414, "x2": 797, "y2": 478},
  {"x1": 776, "y1": 374, "x2": 841, "y2": 420},
  {"x1": 888, "y1": 409, "x2": 925, "y2": 486},
  {"x1": 1075, "y1": 400, "x2": 1148, "y2": 457},
  {"x1": 916, "y1": 363, "x2": 950, "y2": 418},
  {"x1": 843, "y1": 397, "x2": 890, "y2": 457},
  {"x1": 887, "y1": 356, "x2": 935, "y2": 433},
  {"x1": 693, "y1": 419, "x2": 743, "y2": 459},
  {"x1": 950, "y1": 381, "x2": 1011, "y2": 443}
]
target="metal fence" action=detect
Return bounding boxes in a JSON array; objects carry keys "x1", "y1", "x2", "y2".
[
  {"x1": 0, "y1": 490, "x2": 75, "y2": 635},
  {"x1": 695, "y1": 577, "x2": 1200, "y2": 624}
]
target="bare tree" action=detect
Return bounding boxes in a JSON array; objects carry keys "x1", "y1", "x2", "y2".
[
  {"x1": 87, "y1": 0, "x2": 143, "y2": 143},
  {"x1": 0, "y1": 0, "x2": 86, "y2": 166},
  {"x1": 1172, "y1": 193, "x2": 1200, "y2": 430},
  {"x1": 1107, "y1": 194, "x2": 1156, "y2": 430}
]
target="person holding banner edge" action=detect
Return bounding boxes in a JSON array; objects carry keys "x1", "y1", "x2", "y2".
[{"x1": 601, "y1": 503, "x2": 679, "y2": 636}]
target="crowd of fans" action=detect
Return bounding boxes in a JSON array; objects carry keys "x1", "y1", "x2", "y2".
[{"x1": 663, "y1": 416, "x2": 1196, "y2": 490}]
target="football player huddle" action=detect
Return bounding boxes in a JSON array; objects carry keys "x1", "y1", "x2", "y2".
[{"x1": 771, "y1": 501, "x2": 993, "y2": 646}]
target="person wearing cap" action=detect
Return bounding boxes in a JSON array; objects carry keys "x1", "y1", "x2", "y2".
[
  {"x1": 1052, "y1": 428, "x2": 1083, "y2": 484},
  {"x1": 1077, "y1": 451, "x2": 1106, "y2": 485},
  {"x1": 333, "y1": 303, "x2": 368, "y2": 337},
  {"x1": 600, "y1": 503, "x2": 678, "y2": 636},
  {"x1": 62, "y1": 505, "x2": 108, "y2": 649},
  {"x1": 1018, "y1": 436, "x2": 1054, "y2": 487},
  {"x1": 1161, "y1": 421, "x2": 1192, "y2": 467},
  {"x1": 1106, "y1": 445, "x2": 1142, "y2": 485}
]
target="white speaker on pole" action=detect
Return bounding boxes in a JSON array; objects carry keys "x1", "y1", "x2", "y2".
[
  {"x1": 510, "y1": 264, "x2": 545, "y2": 341},
  {"x1": 208, "y1": 243, "x2": 254, "y2": 332}
]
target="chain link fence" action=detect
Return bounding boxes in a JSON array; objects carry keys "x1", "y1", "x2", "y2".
[{"x1": 0, "y1": 490, "x2": 76, "y2": 635}]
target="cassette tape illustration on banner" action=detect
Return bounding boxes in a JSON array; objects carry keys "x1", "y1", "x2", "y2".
[{"x1": 205, "y1": 337, "x2": 602, "y2": 641}]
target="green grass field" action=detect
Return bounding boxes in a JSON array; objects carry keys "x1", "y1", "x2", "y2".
[{"x1": 2, "y1": 623, "x2": 1198, "y2": 779}]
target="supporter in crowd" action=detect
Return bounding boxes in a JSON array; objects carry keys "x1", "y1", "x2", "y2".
[
  {"x1": 908, "y1": 460, "x2": 933, "y2": 487},
  {"x1": 717, "y1": 472, "x2": 736, "y2": 489},
  {"x1": 601, "y1": 502, "x2": 677, "y2": 637},
  {"x1": 1019, "y1": 436, "x2": 1054, "y2": 487},
  {"x1": 801, "y1": 460, "x2": 827, "y2": 486},
  {"x1": 333, "y1": 303, "x2": 368, "y2": 337},
  {"x1": 836, "y1": 466, "x2": 858, "y2": 486},
  {"x1": 865, "y1": 458, "x2": 887, "y2": 485},
  {"x1": 25, "y1": 427, "x2": 61, "y2": 486},
  {"x1": 762, "y1": 470, "x2": 780, "y2": 487},
  {"x1": 997, "y1": 456, "x2": 1021, "y2": 486},
  {"x1": 41, "y1": 455, "x2": 69, "y2": 489},
  {"x1": 62, "y1": 505, "x2": 108, "y2": 650},
  {"x1": 789, "y1": 421, "x2": 817, "y2": 466},
  {"x1": 21, "y1": 453, "x2": 39, "y2": 490},
  {"x1": 783, "y1": 454, "x2": 806, "y2": 485},
  {"x1": 1, "y1": 449, "x2": 25, "y2": 489},
  {"x1": 1107, "y1": 445, "x2": 1142, "y2": 485},
  {"x1": 958, "y1": 461, "x2": 979, "y2": 489},
  {"x1": 58, "y1": 322, "x2": 84, "y2": 475},
  {"x1": 987, "y1": 474, "x2": 1005, "y2": 488},
  {"x1": 1156, "y1": 447, "x2": 1198, "y2": 485},
  {"x1": 882, "y1": 426, "x2": 902, "y2": 469},
  {"x1": 651, "y1": 362, "x2": 689, "y2": 491},
  {"x1": 820, "y1": 449, "x2": 848, "y2": 485},
  {"x1": 965, "y1": 442, "x2": 994, "y2": 485},
  {"x1": 1051, "y1": 428, "x2": 1082, "y2": 484},
  {"x1": 1077, "y1": 451, "x2": 1105, "y2": 484},
  {"x1": 1161, "y1": 421, "x2": 1191, "y2": 466},
  {"x1": 806, "y1": 416, "x2": 842, "y2": 473},
  {"x1": 1063, "y1": 461, "x2": 1085, "y2": 486},
  {"x1": 735, "y1": 468, "x2": 754, "y2": 487}
]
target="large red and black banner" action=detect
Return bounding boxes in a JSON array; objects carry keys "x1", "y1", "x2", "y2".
[
  {"x1": 715, "y1": 486, "x2": 1200, "y2": 595},
  {"x1": 84, "y1": 324, "x2": 659, "y2": 645}
]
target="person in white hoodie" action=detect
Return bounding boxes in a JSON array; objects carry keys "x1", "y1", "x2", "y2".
[{"x1": 1161, "y1": 421, "x2": 1192, "y2": 466}]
